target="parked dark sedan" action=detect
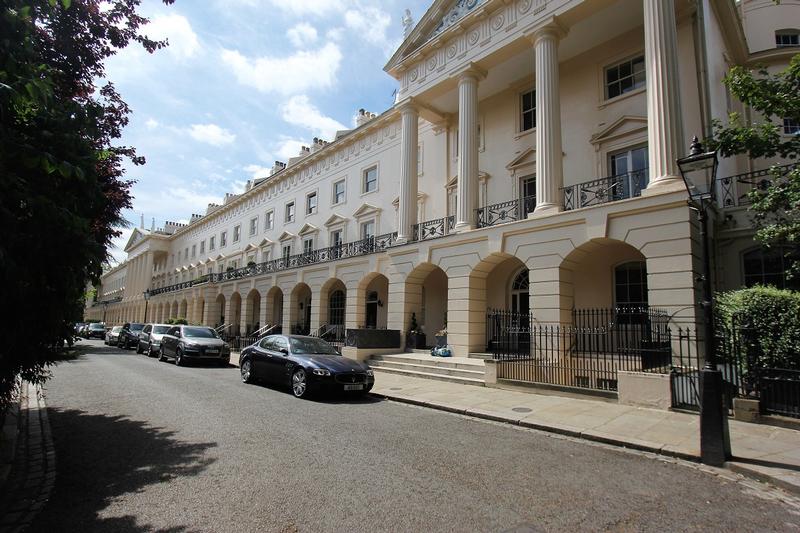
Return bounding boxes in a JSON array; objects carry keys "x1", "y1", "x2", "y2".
[
  {"x1": 86, "y1": 322, "x2": 107, "y2": 339},
  {"x1": 118, "y1": 322, "x2": 145, "y2": 349},
  {"x1": 158, "y1": 325, "x2": 231, "y2": 366},
  {"x1": 239, "y1": 335, "x2": 374, "y2": 398}
]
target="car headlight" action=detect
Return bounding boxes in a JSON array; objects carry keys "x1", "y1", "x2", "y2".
[
  {"x1": 183, "y1": 342, "x2": 199, "y2": 349},
  {"x1": 365, "y1": 369, "x2": 374, "y2": 377},
  {"x1": 312, "y1": 368, "x2": 331, "y2": 376}
]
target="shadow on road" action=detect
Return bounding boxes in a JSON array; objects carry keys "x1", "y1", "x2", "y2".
[{"x1": 28, "y1": 408, "x2": 217, "y2": 533}]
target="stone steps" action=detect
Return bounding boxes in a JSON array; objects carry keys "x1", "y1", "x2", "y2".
[
  {"x1": 468, "y1": 352, "x2": 494, "y2": 360},
  {"x1": 368, "y1": 353, "x2": 486, "y2": 387}
]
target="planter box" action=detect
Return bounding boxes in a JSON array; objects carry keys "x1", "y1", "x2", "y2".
[
  {"x1": 407, "y1": 332, "x2": 426, "y2": 350},
  {"x1": 346, "y1": 329, "x2": 401, "y2": 349}
]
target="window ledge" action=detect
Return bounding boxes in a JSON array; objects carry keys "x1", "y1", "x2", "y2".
[
  {"x1": 598, "y1": 86, "x2": 646, "y2": 110},
  {"x1": 514, "y1": 128, "x2": 535, "y2": 141}
]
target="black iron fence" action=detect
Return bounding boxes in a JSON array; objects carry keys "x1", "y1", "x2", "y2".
[
  {"x1": 476, "y1": 195, "x2": 536, "y2": 228},
  {"x1": 488, "y1": 308, "x2": 671, "y2": 392},
  {"x1": 717, "y1": 163, "x2": 798, "y2": 209},
  {"x1": 562, "y1": 169, "x2": 648, "y2": 211},
  {"x1": 412, "y1": 216, "x2": 455, "y2": 241},
  {"x1": 311, "y1": 324, "x2": 346, "y2": 349}
]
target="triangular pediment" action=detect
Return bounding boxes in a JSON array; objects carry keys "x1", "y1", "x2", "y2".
[
  {"x1": 278, "y1": 231, "x2": 296, "y2": 242},
  {"x1": 385, "y1": 0, "x2": 488, "y2": 73},
  {"x1": 123, "y1": 228, "x2": 150, "y2": 252},
  {"x1": 506, "y1": 147, "x2": 536, "y2": 174},
  {"x1": 258, "y1": 238, "x2": 273, "y2": 247},
  {"x1": 214, "y1": 253, "x2": 225, "y2": 261},
  {"x1": 324, "y1": 213, "x2": 349, "y2": 227},
  {"x1": 590, "y1": 116, "x2": 648, "y2": 146},
  {"x1": 352, "y1": 203, "x2": 381, "y2": 220},
  {"x1": 298, "y1": 223, "x2": 319, "y2": 236},
  {"x1": 244, "y1": 243, "x2": 258, "y2": 251}
]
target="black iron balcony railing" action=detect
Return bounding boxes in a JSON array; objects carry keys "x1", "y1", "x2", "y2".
[
  {"x1": 412, "y1": 216, "x2": 455, "y2": 241},
  {"x1": 718, "y1": 163, "x2": 798, "y2": 208},
  {"x1": 476, "y1": 195, "x2": 536, "y2": 228},
  {"x1": 563, "y1": 169, "x2": 648, "y2": 211},
  {"x1": 149, "y1": 233, "x2": 397, "y2": 296},
  {"x1": 92, "y1": 296, "x2": 123, "y2": 306}
]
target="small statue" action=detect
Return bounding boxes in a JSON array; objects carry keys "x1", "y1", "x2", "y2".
[{"x1": 402, "y1": 8, "x2": 414, "y2": 38}]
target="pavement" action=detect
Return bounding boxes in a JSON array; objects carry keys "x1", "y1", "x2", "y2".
[{"x1": 365, "y1": 371, "x2": 800, "y2": 495}]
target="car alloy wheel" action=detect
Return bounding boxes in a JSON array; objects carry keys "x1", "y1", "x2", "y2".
[
  {"x1": 136, "y1": 342, "x2": 143, "y2": 354},
  {"x1": 175, "y1": 349, "x2": 184, "y2": 367},
  {"x1": 158, "y1": 347, "x2": 167, "y2": 362},
  {"x1": 240, "y1": 359, "x2": 253, "y2": 384},
  {"x1": 291, "y1": 368, "x2": 308, "y2": 398}
]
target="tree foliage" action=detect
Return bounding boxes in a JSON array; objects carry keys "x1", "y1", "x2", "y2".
[
  {"x1": 709, "y1": 55, "x2": 800, "y2": 275},
  {"x1": 0, "y1": 0, "x2": 171, "y2": 410}
]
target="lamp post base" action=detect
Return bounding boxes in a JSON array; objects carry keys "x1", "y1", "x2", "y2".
[{"x1": 700, "y1": 368, "x2": 732, "y2": 466}]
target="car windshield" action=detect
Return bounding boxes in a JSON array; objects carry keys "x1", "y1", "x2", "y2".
[
  {"x1": 153, "y1": 326, "x2": 171, "y2": 334},
  {"x1": 289, "y1": 337, "x2": 339, "y2": 355},
  {"x1": 183, "y1": 327, "x2": 218, "y2": 338},
  {"x1": 129, "y1": 323, "x2": 145, "y2": 332},
  {"x1": 111, "y1": 326, "x2": 122, "y2": 333},
  {"x1": 89, "y1": 324, "x2": 104, "y2": 330}
]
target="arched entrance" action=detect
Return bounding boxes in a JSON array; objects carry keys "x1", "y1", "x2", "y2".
[
  {"x1": 318, "y1": 278, "x2": 346, "y2": 340},
  {"x1": 229, "y1": 292, "x2": 242, "y2": 335},
  {"x1": 403, "y1": 263, "x2": 447, "y2": 346},
  {"x1": 244, "y1": 289, "x2": 261, "y2": 334},
  {"x1": 290, "y1": 283, "x2": 312, "y2": 335},
  {"x1": 214, "y1": 293, "x2": 226, "y2": 327},
  {"x1": 359, "y1": 274, "x2": 388, "y2": 329},
  {"x1": 265, "y1": 286, "x2": 284, "y2": 330},
  {"x1": 179, "y1": 299, "x2": 188, "y2": 320}
]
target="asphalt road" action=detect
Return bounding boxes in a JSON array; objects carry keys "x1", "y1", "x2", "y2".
[{"x1": 28, "y1": 340, "x2": 800, "y2": 532}]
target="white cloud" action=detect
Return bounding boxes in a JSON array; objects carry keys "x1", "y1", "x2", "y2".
[
  {"x1": 221, "y1": 42, "x2": 342, "y2": 94},
  {"x1": 187, "y1": 124, "x2": 236, "y2": 146},
  {"x1": 145, "y1": 14, "x2": 200, "y2": 59},
  {"x1": 344, "y1": 6, "x2": 391, "y2": 48},
  {"x1": 108, "y1": 226, "x2": 133, "y2": 265},
  {"x1": 275, "y1": 137, "x2": 307, "y2": 160},
  {"x1": 286, "y1": 22, "x2": 318, "y2": 48},
  {"x1": 229, "y1": 180, "x2": 248, "y2": 194},
  {"x1": 280, "y1": 95, "x2": 346, "y2": 140},
  {"x1": 262, "y1": 0, "x2": 344, "y2": 16},
  {"x1": 244, "y1": 164, "x2": 272, "y2": 179},
  {"x1": 145, "y1": 118, "x2": 159, "y2": 130}
]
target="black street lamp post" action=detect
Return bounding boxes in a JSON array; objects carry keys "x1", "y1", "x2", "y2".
[
  {"x1": 143, "y1": 290, "x2": 151, "y2": 323},
  {"x1": 676, "y1": 136, "x2": 732, "y2": 466}
]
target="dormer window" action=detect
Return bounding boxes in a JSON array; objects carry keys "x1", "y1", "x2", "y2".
[{"x1": 776, "y1": 29, "x2": 799, "y2": 48}]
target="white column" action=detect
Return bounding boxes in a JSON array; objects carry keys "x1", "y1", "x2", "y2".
[
  {"x1": 533, "y1": 24, "x2": 565, "y2": 216},
  {"x1": 396, "y1": 101, "x2": 419, "y2": 244},
  {"x1": 643, "y1": 0, "x2": 684, "y2": 192},
  {"x1": 454, "y1": 66, "x2": 484, "y2": 232}
]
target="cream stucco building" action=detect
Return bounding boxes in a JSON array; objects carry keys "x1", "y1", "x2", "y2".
[{"x1": 86, "y1": 0, "x2": 799, "y2": 384}]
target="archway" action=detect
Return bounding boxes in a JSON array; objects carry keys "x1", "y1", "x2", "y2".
[
  {"x1": 290, "y1": 283, "x2": 312, "y2": 335},
  {"x1": 229, "y1": 292, "x2": 242, "y2": 335},
  {"x1": 244, "y1": 289, "x2": 261, "y2": 334},
  {"x1": 358, "y1": 273, "x2": 389, "y2": 329},
  {"x1": 265, "y1": 286, "x2": 284, "y2": 331},
  {"x1": 403, "y1": 263, "x2": 447, "y2": 346},
  {"x1": 214, "y1": 293, "x2": 226, "y2": 328},
  {"x1": 170, "y1": 300, "x2": 179, "y2": 320},
  {"x1": 178, "y1": 299, "x2": 188, "y2": 320},
  {"x1": 318, "y1": 278, "x2": 346, "y2": 341},
  {"x1": 194, "y1": 297, "x2": 205, "y2": 325}
]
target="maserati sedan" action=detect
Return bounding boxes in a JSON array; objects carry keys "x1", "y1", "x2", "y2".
[
  {"x1": 158, "y1": 325, "x2": 231, "y2": 367},
  {"x1": 238, "y1": 335, "x2": 374, "y2": 398}
]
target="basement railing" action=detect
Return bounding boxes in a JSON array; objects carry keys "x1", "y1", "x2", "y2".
[{"x1": 562, "y1": 168, "x2": 648, "y2": 211}]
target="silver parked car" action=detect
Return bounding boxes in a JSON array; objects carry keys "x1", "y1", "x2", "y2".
[
  {"x1": 136, "y1": 324, "x2": 172, "y2": 357},
  {"x1": 158, "y1": 325, "x2": 231, "y2": 367},
  {"x1": 105, "y1": 326, "x2": 123, "y2": 345}
]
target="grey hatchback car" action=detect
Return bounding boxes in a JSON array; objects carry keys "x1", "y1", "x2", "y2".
[{"x1": 158, "y1": 325, "x2": 231, "y2": 367}]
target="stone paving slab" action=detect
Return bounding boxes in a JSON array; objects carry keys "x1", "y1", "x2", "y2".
[{"x1": 370, "y1": 371, "x2": 800, "y2": 495}]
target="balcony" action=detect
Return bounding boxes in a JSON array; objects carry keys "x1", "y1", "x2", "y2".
[
  {"x1": 563, "y1": 169, "x2": 648, "y2": 211},
  {"x1": 149, "y1": 233, "x2": 397, "y2": 296},
  {"x1": 718, "y1": 163, "x2": 797, "y2": 209},
  {"x1": 412, "y1": 216, "x2": 455, "y2": 241},
  {"x1": 476, "y1": 196, "x2": 536, "y2": 228}
]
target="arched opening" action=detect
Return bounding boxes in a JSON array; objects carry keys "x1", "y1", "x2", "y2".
[
  {"x1": 358, "y1": 273, "x2": 389, "y2": 329},
  {"x1": 178, "y1": 299, "x2": 188, "y2": 320},
  {"x1": 478, "y1": 254, "x2": 530, "y2": 352},
  {"x1": 290, "y1": 283, "x2": 312, "y2": 335},
  {"x1": 403, "y1": 263, "x2": 447, "y2": 346},
  {"x1": 742, "y1": 246, "x2": 799, "y2": 290},
  {"x1": 318, "y1": 278, "x2": 347, "y2": 341},
  {"x1": 195, "y1": 297, "x2": 205, "y2": 326},
  {"x1": 229, "y1": 292, "x2": 242, "y2": 335},
  {"x1": 214, "y1": 293, "x2": 226, "y2": 328},
  {"x1": 244, "y1": 289, "x2": 261, "y2": 334},
  {"x1": 265, "y1": 286, "x2": 284, "y2": 332},
  {"x1": 170, "y1": 301, "x2": 179, "y2": 320}
]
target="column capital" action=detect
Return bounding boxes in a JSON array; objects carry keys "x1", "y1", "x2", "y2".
[
  {"x1": 396, "y1": 97, "x2": 419, "y2": 116},
  {"x1": 455, "y1": 62, "x2": 487, "y2": 84},
  {"x1": 525, "y1": 17, "x2": 568, "y2": 44}
]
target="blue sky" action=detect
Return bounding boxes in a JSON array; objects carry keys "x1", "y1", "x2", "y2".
[{"x1": 107, "y1": 0, "x2": 432, "y2": 263}]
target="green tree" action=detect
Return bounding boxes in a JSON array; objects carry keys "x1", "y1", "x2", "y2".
[
  {"x1": 710, "y1": 54, "x2": 800, "y2": 275},
  {"x1": 0, "y1": 0, "x2": 171, "y2": 410}
]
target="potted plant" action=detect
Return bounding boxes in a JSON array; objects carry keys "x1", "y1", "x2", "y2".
[{"x1": 406, "y1": 312, "x2": 426, "y2": 349}]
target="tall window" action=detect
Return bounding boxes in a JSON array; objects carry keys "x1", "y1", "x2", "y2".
[
  {"x1": 329, "y1": 290, "x2": 346, "y2": 326},
  {"x1": 510, "y1": 269, "x2": 530, "y2": 316},
  {"x1": 784, "y1": 117, "x2": 800, "y2": 135},
  {"x1": 200, "y1": 240, "x2": 205, "y2": 254},
  {"x1": 743, "y1": 247, "x2": 799, "y2": 290},
  {"x1": 209, "y1": 236, "x2": 215, "y2": 250},
  {"x1": 330, "y1": 229, "x2": 343, "y2": 247},
  {"x1": 282, "y1": 244, "x2": 291, "y2": 261},
  {"x1": 285, "y1": 202, "x2": 295, "y2": 223},
  {"x1": 609, "y1": 145, "x2": 648, "y2": 199},
  {"x1": 249, "y1": 217, "x2": 258, "y2": 236},
  {"x1": 520, "y1": 176, "x2": 536, "y2": 217},
  {"x1": 220, "y1": 231, "x2": 227, "y2": 247},
  {"x1": 191, "y1": 244, "x2": 196, "y2": 258},
  {"x1": 306, "y1": 192, "x2": 318, "y2": 215},
  {"x1": 520, "y1": 89, "x2": 535, "y2": 132},
  {"x1": 776, "y1": 30, "x2": 799, "y2": 48},
  {"x1": 265, "y1": 210, "x2": 274, "y2": 230},
  {"x1": 363, "y1": 166, "x2": 378, "y2": 193},
  {"x1": 233, "y1": 224, "x2": 241, "y2": 243},
  {"x1": 605, "y1": 55, "x2": 645, "y2": 100},
  {"x1": 361, "y1": 220, "x2": 375, "y2": 240},
  {"x1": 614, "y1": 261, "x2": 648, "y2": 309},
  {"x1": 333, "y1": 179, "x2": 346, "y2": 204},
  {"x1": 303, "y1": 237, "x2": 314, "y2": 254}
]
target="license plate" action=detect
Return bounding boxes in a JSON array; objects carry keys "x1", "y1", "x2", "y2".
[
  {"x1": 343, "y1": 384, "x2": 364, "y2": 391},
  {"x1": 206, "y1": 349, "x2": 219, "y2": 354}
]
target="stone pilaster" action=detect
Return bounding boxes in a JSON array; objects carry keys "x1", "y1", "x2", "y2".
[
  {"x1": 396, "y1": 101, "x2": 419, "y2": 244},
  {"x1": 533, "y1": 23, "x2": 565, "y2": 216},
  {"x1": 454, "y1": 66, "x2": 484, "y2": 232},
  {"x1": 643, "y1": 0, "x2": 684, "y2": 192}
]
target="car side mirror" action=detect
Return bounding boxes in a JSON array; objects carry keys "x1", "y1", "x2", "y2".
[{"x1": 279, "y1": 348, "x2": 289, "y2": 355}]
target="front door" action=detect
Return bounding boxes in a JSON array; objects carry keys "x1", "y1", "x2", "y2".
[
  {"x1": 520, "y1": 176, "x2": 536, "y2": 218},
  {"x1": 365, "y1": 291, "x2": 378, "y2": 329}
]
